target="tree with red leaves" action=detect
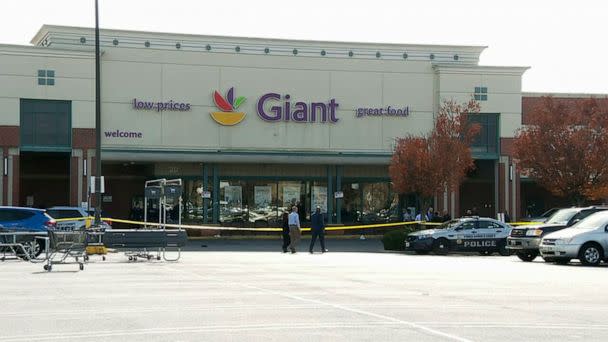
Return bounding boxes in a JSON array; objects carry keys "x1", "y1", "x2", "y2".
[
  {"x1": 513, "y1": 97, "x2": 608, "y2": 205},
  {"x1": 389, "y1": 99, "x2": 480, "y2": 211},
  {"x1": 389, "y1": 136, "x2": 434, "y2": 208},
  {"x1": 430, "y1": 99, "x2": 481, "y2": 196}
]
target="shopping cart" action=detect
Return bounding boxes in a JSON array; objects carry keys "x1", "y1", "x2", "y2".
[
  {"x1": 0, "y1": 229, "x2": 48, "y2": 262},
  {"x1": 42, "y1": 228, "x2": 87, "y2": 272}
]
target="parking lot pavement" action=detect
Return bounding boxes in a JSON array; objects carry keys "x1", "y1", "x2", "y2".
[{"x1": 1, "y1": 238, "x2": 607, "y2": 342}]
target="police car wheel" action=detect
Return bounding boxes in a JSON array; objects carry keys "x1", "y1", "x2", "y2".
[
  {"x1": 579, "y1": 243, "x2": 603, "y2": 266},
  {"x1": 498, "y1": 242, "x2": 511, "y2": 256},
  {"x1": 516, "y1": 251, "x2": 538, "y2": 262},
  {"x1": 432, "y1": 238, "x2": 450, "y2": 255}
]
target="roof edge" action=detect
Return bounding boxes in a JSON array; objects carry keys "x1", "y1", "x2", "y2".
[
  {"x1": 31, "y1": 24, "x2": 488, "y2": 52},
  {"x1": 0, "y1": 43, "x2": 95, "y2": 57},
  {"x1": 433, "y1": 64, "x2": 530, "y2": 75}
]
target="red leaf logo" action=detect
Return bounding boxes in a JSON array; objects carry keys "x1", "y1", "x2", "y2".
[{"x1": 214, "y1": 91, "x2": 233, "y2": 112}]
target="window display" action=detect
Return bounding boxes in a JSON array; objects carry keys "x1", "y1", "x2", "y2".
[
  {"x1": 281, "y1": 185, "x2": 301, "y2": 208},
  {"x1": 220, "y1": 181, "x2": 245, "y2": 224},
  {"x1": 254, "y1": 186, "x2": 272, "y2": 208},
  {"x1": 311, "y1": 185, "x2": 328, "y2": 213},
  {"x1": 207, "y1": 178, "x2": 399, "y2": 226},
  {"x1": 340, "y1": 181, "x2": 398, "y2": 224},
  {"x1": 250, "y1": 183, "x2": 278, "y2": 226}
]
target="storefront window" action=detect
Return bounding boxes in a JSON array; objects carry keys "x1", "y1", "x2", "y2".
[
  {"x1": 469, "y1": 113, "x2": 498, "y2": 155},
  {"x1": 341, "y1": 181, "x2": 399, "y2": 224},
  {"x1": 341, "y1": 182, "x2": 361, "y2": 224},
  {"x1": 278, "y1": 181, "x2": 308, "y2": 221},
  {"x1": 311, "y1": 181, "x2": 328, "y2": 216},
  {"x1": 246, "y1": 181, "x2": 279, "y2": 227},
  {"x1": 212, "y1": 179, "x2": 326, "y2": 226},
  {"x1": 219, "y1": 180, "x2": 246, "y2": 224},
  {"x1": 183, "y1": 179, "x2": 207, "y2": 223}
]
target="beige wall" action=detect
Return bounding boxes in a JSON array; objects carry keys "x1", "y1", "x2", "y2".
[
  {"x1": 435, "y1": 66, "x2": 525, "y2": 138},
  {"x1": 0, "y1": 29, "x2": 526, "y2": 154},
  {"x1": 0, "y1": 47, "x2": 94, "y2": 127},
  {"x1": 95, "y1": 46, "x2": 441, "y2": 153}
]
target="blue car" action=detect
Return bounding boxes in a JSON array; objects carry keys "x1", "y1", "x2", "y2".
[
  {"x1": 0, "y1": 206, "x2": 56, "y2": 257},
  {"x1": 0, "y1": 206, "x2": 56, "y2": 231}
]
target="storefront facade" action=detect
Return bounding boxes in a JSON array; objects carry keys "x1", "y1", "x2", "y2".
[{"x1": 0, "y1": 25, "x2": 529, "y2": 225}]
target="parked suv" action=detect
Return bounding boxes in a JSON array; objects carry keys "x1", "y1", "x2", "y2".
[
  {"x1": 540, "y1": 210, "x2": 608, "y2": 266},
  {"x1": 507, "y1": 206, "x2": 608, "y2": 262},
  {"x1": 0, "y1": 206, "x2": 56, "y2": 232},
  {"x1": 0, "y1": 206, "x2": 56, "y2": 257},
  {"x1": 520, "y1": 207, "x2": 560, "y2": 223},
  {"x1": 405, "y1": 217, "x2": 511, "y2": 256}
]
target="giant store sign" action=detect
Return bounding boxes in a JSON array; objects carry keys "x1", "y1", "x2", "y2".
[{"x1": 127, "y1": 87, "x2": 410, "y2": 127}]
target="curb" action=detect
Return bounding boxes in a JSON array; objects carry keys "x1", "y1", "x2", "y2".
[{"x1": 188, "y1": 235, "x2": 383, "y2": 241}]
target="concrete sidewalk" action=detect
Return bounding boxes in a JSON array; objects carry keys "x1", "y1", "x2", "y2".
[{"x1": 189, "y1": 237, "x2": 384, "y2": 252}]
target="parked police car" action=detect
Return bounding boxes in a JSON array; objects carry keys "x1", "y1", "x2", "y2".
[
  {"x1": 46, "y1": 206, "x2": 111, "y2": 231},
  {"x1": 405, "y1": 217, "x2": 511, "y2": 256}
]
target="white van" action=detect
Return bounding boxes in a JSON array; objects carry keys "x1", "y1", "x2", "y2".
[{"x1": 539, "y1": 210, "x2": 608, "y2": 266}]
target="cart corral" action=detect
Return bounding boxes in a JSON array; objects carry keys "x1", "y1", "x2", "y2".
[{"x1": 0, "y1": 179, "x2": 188, "y2": 272}]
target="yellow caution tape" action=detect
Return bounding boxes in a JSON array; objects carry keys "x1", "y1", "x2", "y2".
[
  {"x1": 52, "y1": 215, "x2": 534, "y2": 233},
  {"x1": 510, "y1": 221, "x2": 540, "y2": 225}
]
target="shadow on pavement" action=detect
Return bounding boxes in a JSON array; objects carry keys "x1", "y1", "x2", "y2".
[{"x1": 181, "y1": 238, "x2": 385, "y2": 253}]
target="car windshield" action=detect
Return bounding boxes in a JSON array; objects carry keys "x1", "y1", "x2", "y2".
[
  {"x1": 437, "y1": 220, "x2": 460, "y2": 230},
  {"x1": 541, "y1": 208, "x2": 559, "y2": 218},
  {"x1": 545, "y1": 209, "x2": 579, "y2": 224},
  {"x1": 47, "y1": 209, "x2": 85, "y2": 219},
  {"x1": 575, "y1": 212, "x2": 608, "y2": 229}
]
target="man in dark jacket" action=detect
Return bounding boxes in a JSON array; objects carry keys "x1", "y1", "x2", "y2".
[
  {"x1": 309, "y1": 206, "x2": 326, "y2": 254},
  {"x1": 281, "y1": 211, "x2": 290, "y2": 253}
]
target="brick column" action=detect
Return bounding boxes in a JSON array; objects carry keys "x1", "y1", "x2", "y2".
[
  {"x1": 1, "y1": 148, "x2": 5, "y2": 206},
  {"x1": 500, "y1": 138, "x2": 517, "y2": 220},
  {"x1": 70, "y1": 149, "x2": 85, "y2": 206},
  {"x1": 0, "y1": 126, "x2": 19, "y2": 206},
  {"x1": 72, "y1": 129, "x2": 96, "y2": 208},
  {"x1": 514, "y1": 166, "x2": 521, "y2": 221},
  {"x1": 9, "y1": 150, "x2": 20, "y2": 206},
  {"x1": 89, "y1": 153, "x2": 98, "y2": 209},
  {"x1": 498, "y1": 162, "x2": 506, "y2": 213}
]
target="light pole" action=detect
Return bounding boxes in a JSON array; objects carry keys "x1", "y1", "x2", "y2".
[{"x1": 94, "y1": 0, "x2": 102, "y2": 226}]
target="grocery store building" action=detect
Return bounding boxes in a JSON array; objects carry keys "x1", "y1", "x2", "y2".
[{"x1": 0, "y1": 25, "x2": 538, "y2": 225}]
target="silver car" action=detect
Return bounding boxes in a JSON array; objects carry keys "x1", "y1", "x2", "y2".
[{"x1": 539, "y1": 210, "x2": 608, "y2": 266}]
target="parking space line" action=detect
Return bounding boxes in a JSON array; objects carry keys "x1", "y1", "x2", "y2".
[
  {"x1": 244, "y1": 283, "x2": 474, "y2": 342},
  {"x1": 171, "y1": 265, "x2": 474, "y2": 342}
]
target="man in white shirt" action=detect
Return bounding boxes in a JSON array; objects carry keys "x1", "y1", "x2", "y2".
[{"x1": 287, "y1": 206, "x2": 301, "y2": 253}]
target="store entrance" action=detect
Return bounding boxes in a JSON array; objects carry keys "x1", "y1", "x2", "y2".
[
  {"x1": 20, "y1": 152, "x2": 70, "y2": 208},
  {"x1": 102, "y1": 162, "x2": 154, "y2": 227},
  {"x1": 521, "y1": 181, "x2": 571, "y2": 218},
  {"x1": 459, "y1": 160, "x2": 496, "y2": 218}
]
